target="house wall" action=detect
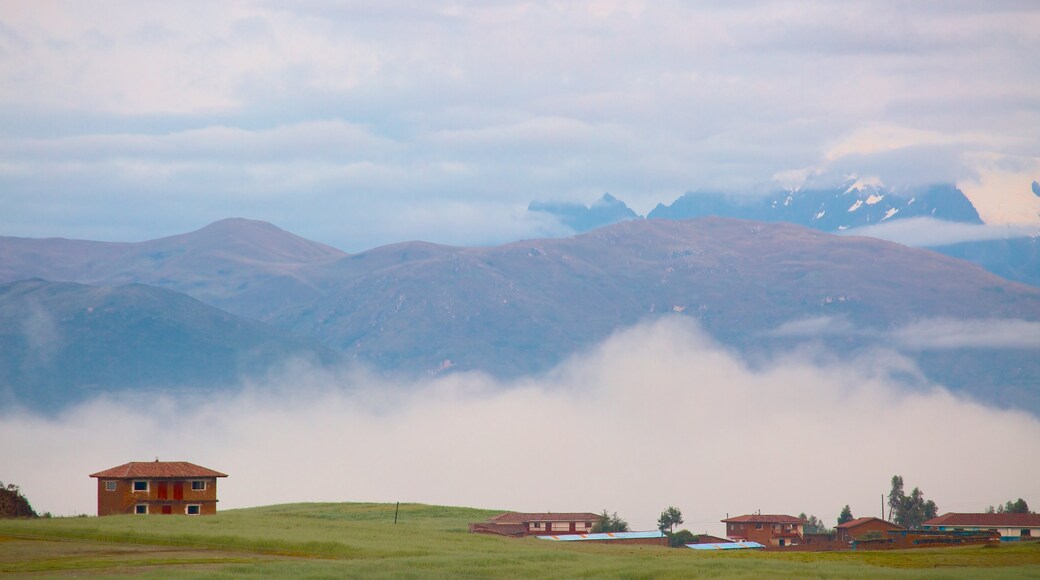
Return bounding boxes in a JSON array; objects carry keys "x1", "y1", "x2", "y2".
[
  {"x1": 928, "y1": 525, "x2": 1038, "y2": 540},
  {"x1": 525, "y1": 520, "x2": 595, "y2": 535},
  {"x1": 96, "y1": 477, "x2": 219, "y2": 516},
  {"x1": 837, "y1": 521, "x2": 902, "y2": 542},
  {"x1": 726, "y1": 522, "x2": 804, "y2": 547}
]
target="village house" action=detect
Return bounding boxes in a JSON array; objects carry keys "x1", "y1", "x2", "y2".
[
  {"x1": 922, "y1": 513, "x2": 1040, "y2": 541},
  {"x1": 469, "y1": 512, "x2": 600, "y2": 537},
  {"x1": 722, "y1": 514, "x2": 805, "y2": 547},
  {"x1": 834, "y1": 517, "x2": 904, "y2": 542},
  {"x1": 89, "y1": 460, "x2": 227, "y2": 516}
]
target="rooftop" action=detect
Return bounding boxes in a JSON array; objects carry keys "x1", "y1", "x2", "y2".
[
  {"x1": 90, "y1": 461, "x2": 228, "y2": 479},
  {"x1": 836, "y1": 517, "x2": 903, "y2": 530},
  {"x1": 722, "y1": 514, "x2": 804, "y2": 524},
  {"x1": 488, "y1": 512, "x2": 600, "y2": 524},
  {"x1": 924, "y1": 513, "x2": 1040, "y2": 527}
]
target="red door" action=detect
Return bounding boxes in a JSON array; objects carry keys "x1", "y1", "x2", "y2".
[
  {"x1": 173, "y1": 482, "x2": 184, "y2": 501},
  {"x1": 157, "y1": 481, "x2": 168, "y2": 500},
  {"x1": 161, "y1": 505, "x2": 172, "y2": 515}
]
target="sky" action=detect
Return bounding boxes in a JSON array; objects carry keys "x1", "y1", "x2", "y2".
[
  {"x1": 2, "y1": 1, "x2": 1040, "y2": 251},
  {"x1": 3, "y1": 319, "x2": 1038, "y2": 531}
]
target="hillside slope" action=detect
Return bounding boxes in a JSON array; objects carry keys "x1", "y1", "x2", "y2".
[
  {"x1": 0, "y1": 279, "x2": 337, "y2": 411},
  {"x1": 0, "y1": 218, "x2": 347, "y2": 320}
]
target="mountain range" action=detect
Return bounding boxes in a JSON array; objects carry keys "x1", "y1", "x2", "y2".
[
  {"x1": 527, "y1": 183, "x2": 1039, "y2": 287},
  {"x1": 2, "y1": 217, "x2": 1039, "y2": 414}
]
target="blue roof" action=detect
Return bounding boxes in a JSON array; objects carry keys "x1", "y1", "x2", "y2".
[
  {"x1": 537, "y1": 530, "x2": 665, "y2": 542},
  {"x1": 686, "y1": 541, "x2": 765, "y2": 550}
]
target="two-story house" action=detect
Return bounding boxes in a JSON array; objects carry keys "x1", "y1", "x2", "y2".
[
  {"x1": 722, "y1": 514, "x2": 805, "y2": 547},
  {"x1": 89, "y1": 460, "x2": 227, "y2": 516}
]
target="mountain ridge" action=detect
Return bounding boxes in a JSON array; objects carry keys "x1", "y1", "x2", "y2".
[{"x1": 2, "y1": 216, "x2": 1038, "y2": 414}]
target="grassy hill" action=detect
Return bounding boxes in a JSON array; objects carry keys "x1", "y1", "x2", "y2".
[{"x1": 1, "y1": 502, "x2": 1038, "y2": 577}]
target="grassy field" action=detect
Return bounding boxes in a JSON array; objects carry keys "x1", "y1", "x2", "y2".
[{"x1": 1, "y1": 502, "x2": 1039, "y2": 578}]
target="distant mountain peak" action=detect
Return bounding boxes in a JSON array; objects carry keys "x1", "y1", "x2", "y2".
[{"x1": 528, "y1": 193, "x2": 639, "y2": 231}]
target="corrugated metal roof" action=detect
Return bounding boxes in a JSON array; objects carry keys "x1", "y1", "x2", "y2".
[
  {"x1": 686, "y1": 541, "x2": 765, "y2": 550},
  {"x1": 537, "y1": 530, "x2": 665, "y2": 541}
]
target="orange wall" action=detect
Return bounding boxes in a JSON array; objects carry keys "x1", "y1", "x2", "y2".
[{"x1": 95, "y1": 477, "x2": 220, "y2": 516}]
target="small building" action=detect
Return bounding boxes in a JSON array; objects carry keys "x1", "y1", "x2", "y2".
[
  {"x1": 922, "y1": 513, "x2": 1040, "y2": 541},
  {"x1": 722, "y1": 514, "x2": 805, "y2": 547},
  {"x1": 537, "y1": 530, "x2": 668, "y2": 546},
  {"x1": 469, "y1": 512, "x2": 600, "y2": 537},
  {"x1": 89, "y1": 460, "x2": 227, "y2": 516},
  {"x1": 835, "y1": 517, "x2": 904, "y2": 542}
]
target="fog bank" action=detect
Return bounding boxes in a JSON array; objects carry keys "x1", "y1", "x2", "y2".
[{"x1": 2, "y1": 319, "x2": 1038, "y2": 535}]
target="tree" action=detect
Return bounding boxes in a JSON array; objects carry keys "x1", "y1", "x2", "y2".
[
  {"x1": 799, "y1": 512, "x2": 830, "y2": 534},
  {"x1": 990, "y1": 498, "x2": 1031, "y2": 514},
  {"x1": 667, "y1": 529, "x2": 696, "y2": 548},
  {"x1": 591, "y1": 509, "x2": 630, "y2": 533},
  {"x1": 837, "y1": 505, "x2": 854, "y2": 525},
  {"x1": 887, "y1": 475, "x2": 904, "y2": 522},
  {"x1": 657, "y1": 506, "x2": 683, "y2": 533},
  {"x1": 0, "y1": 481, "x2": 38, "y2": 518},
  {"x1": 887, "y1": 475, "x2": 938, "y2": 529}
]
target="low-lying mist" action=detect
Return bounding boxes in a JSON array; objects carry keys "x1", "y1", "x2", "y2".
[{"x1": 3, "y1": 318, "x2": 1038, "y2": 535}]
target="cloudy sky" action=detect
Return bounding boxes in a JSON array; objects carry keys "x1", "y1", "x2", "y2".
[{"x1": 2, "y1": 1, "x2": 1040, "y2": 250}]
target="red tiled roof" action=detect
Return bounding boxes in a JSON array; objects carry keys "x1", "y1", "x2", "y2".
[
  {"x1": 722, "y1": 514, "x2": 804, "y2": 524},
  {"x1": 923, "y1": 513, "x2": 1040, "y2": 527},
  {"x1": 488, "y1": 512, "x2": 599, "y2": 524},
  {"x1": 90, "y1": 461, "x2": 227, "y2": 479},
  {"x1": 836, "y1": 517, "x2": 902, "y2": 530}
]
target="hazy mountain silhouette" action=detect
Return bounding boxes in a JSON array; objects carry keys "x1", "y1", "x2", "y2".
[{"x1": 2, "y1": 217, "x2": 1039, "y2": 413}]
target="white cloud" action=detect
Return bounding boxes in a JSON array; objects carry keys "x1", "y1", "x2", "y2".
[
  {"x1": 891, "y1": 318, "x2": 1040, "y2": 350},
  {"x1": 2, "y1": 318, "x2": 1037, "y2": 534},
  {"x1": 2, "y1": 2, "x2": 1040, "y2": 246},
  {"x1": 767, "y1": 315, "x2": 1040, "y2": 351},
  {"x1": 843, "y1": 217, "x2": 1038, "y2": 247}
]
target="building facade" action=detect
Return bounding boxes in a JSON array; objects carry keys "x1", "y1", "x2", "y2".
[
  {"x1": 922, "y1": 513, "x2": 1040, "y2": 541},
  {"x1": 469, "y1": 512, "x2": 600, "y2": 536},
  {"x1": 722, "y1": 514, "x2": 805, "y2": 547},
  {"x1": 89, "y1": 461, "x2": 227, "y2": 516},
  {"x1": 835, "y1": 517, "x2": 904, "y2": 542}
]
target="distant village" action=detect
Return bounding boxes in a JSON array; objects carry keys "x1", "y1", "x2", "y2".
[{"x1": 3, "y1": 461, "x2": 1037, "y2": 554}]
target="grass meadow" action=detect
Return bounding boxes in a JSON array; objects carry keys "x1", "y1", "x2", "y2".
[{"x1": 1, "y1": 502, "x2": 1039, "y2": 578}]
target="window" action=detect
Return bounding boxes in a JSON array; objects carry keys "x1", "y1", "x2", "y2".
[
  {"x1": 186, "y1": 505, "x2": 201, "y2": 515},
  {"x1": 755, "y1": 523, "x2": 763, "y2": 530},
  {"x1": 550, "y1": 522, "x2": 570, "y2": 532},
  {"x1": 529, "y1": 522, "x2": 544, "y2": 529},
  {"x1": 191, "y1": 480, "x2": 206, "y2": 491},
  {"x1": 135, "y1": 504, "x2": 147, "y2": 515},
  {"x1": 132, "y1": 480, "x2": 148, "y2": 492},
  {"x1": 105, "y1": 481, "x2": 117, "y2": 492}
]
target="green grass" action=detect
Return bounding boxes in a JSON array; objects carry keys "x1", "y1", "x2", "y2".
[{"x1": 1, "y1": 502, "x2": 1039, "y2": 578}]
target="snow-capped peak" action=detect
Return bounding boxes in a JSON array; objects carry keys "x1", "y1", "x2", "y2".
[{"x1": 844, "y1": 175, "x2": 885, "y2": 195}]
